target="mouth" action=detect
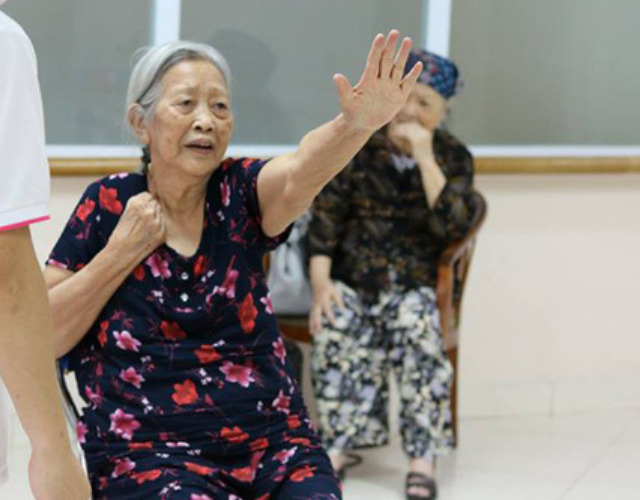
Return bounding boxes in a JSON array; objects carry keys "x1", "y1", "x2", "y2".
[{"x1": 185, "y1": 138, "x2": 215, "y2": 153}]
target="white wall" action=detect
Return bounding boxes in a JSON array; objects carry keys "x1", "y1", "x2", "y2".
[{"x1": 10, "y1": 173, "x2": 640, "y2": 434}]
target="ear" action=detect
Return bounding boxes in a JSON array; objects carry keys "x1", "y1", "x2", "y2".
[{"x1": 128, "y1": 104, "x2": 150, "y2": 145}]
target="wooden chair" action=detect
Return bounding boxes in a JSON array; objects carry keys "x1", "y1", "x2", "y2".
[{"x1": 275, "y1": 189, "x2": 488, "y2": 446}]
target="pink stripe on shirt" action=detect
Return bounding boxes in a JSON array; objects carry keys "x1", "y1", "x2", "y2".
[{"x1": 0, "y1": 215, "x2": 50, "y2": 233}]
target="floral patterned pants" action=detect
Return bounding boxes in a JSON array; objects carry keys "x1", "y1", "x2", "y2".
[{"x1": 311, "y1": 282, "x2": 454, "y2": 460}]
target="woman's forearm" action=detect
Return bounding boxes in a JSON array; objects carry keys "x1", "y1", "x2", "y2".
[
  {"x1": 414, "y1": 149, "x2": 447, "y2": 209},
  {"x1": 0, "y1": 228, "x2": 72, "y2": 453},
  {"x1": 259, "y1": 115, "x2": 372, "y2": 236},
  {"x1": 48, "y1": 242, "x2": 143, "y2": 358},
  {"x1": 310, "y1": 255, "x2": 334, "y2": 291}
]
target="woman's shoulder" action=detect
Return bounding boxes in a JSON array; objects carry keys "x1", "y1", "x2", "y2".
[
  {"x1": 80, "y1": 172, "x2": 146, "y2": 215},
  {"x1": 435, "y1": 129, "x2": 472, "y2": 156}
]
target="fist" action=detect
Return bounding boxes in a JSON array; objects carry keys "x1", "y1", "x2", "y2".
[
  {"x1": 109, "y1": 192, "x2": 166, "y2": 259},
  {"x1": 388, "y1": 122, "x2": 433, "y2": 157}
]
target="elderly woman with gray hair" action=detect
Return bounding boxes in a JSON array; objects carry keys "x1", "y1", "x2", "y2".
[{"x1": 44, "y1": 32, "x2": 422, "y2": 499}]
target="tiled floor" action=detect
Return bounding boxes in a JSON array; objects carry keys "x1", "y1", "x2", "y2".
[{"x1": 2, "y1": 410, "x2": 640, "y2": 499}]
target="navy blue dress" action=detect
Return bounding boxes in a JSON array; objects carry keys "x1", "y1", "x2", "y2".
[{"x1": 48, "y1": 158, "x2": 341, "y2": 500}]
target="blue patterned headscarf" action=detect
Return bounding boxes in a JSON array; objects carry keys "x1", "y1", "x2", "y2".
[{"x1": 404, "y1": 50, "x2": 462, "y2": 99}]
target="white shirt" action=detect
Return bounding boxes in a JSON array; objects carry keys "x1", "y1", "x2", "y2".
[
  {"x1": 0, "y1": 9, "x2": 50, "y2": 487},
  {"x1": 0, "y1": 9, "x2": 49, "y2": 232}
]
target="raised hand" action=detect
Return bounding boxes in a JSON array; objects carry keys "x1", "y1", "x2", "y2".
[{"x1": 333, "y1": 30, "x2": 423, "y2": 133}]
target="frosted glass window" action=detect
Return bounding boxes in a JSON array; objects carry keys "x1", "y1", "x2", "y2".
[
  {"x1": 3, "y1": 0, "x2": 152, "y2": 144},
  {"x1": 182, "y1": 0, "x2": 425, "y2": 144},
  {"x1": 449, "y1": 0, "x2": 640, "y2": 146}
]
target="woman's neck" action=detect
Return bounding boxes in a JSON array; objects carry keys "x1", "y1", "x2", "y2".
[{"x1": 147, "y1": 166, "x2": 208, "y2": 220}]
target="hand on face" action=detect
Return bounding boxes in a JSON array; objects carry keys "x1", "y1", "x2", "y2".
[
  {"x1": 388, "y1": 121, "x2": 433, "y2": 157},
  {"x1": 333, "y1": 30, "x2": 423, "y2": 133}
]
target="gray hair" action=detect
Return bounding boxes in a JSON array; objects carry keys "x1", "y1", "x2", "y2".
[{"x1": 125, "y1": 41, "x2": 232, "y2": 171}]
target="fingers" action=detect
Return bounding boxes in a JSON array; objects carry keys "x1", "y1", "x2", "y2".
[
  {"x1": 379, "y1": 30, "x2": 400, "y2": 79},
  {"x1": 333, "y1": 73, "x2": 353, "y2": 109},
  {"x1": 309, "y1": 307, "x2": 321, "y2": 336},
  {"x1": 332, "y1": 288, "x2": 346, "y2": 312},
  {"x1": 401, "y1": 61, "x2": 423, "y2": 94},
  {"x1": 361, "y1": 33, "x2": 386, "y2": 84},
  {"x1": 391, "y1": 37, "x2": 413, "y2": 82}
]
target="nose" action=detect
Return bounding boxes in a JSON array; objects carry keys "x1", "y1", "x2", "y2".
[
  {"x1": 193, "y1": 104, "x2": 215, "y2": 132},
  {"x1": 398, "y1": 100, "x2": 419, "y2": 121}
]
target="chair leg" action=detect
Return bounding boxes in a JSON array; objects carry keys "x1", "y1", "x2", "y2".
[{"x1": 447, "y1": 347, "x2": 459, "y2": 447}]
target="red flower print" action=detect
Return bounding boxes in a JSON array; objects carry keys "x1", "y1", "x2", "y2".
[
  {"x1": 99, "y1": 185, "x2": 123, "y2": 215},
  {"x1": 230, "y1": 465, "x2": 255, "y2": 483},
  {"x1": 109, "y1": 409, "x2": 141, "y2": 441},
  {"x1": 128, "y1": 442, "x2": 153, "y2": 450},
  {"x1": 85, "y1": 385, "x2": 103, "y2": 408},
  {"x1": 290, "y1": 465, "x2": 316, "y2": 483},
  {"x1": 185, "y1": 462, "x2": 216, "y2": 476},
  {"x1": 76, "y1": 421, "x2": 88, "y2": 444},
  {"x1": 195, "y1": 345, "x2": 222, "y2": 364},
  {"x1": 131, "y1": 469, "x2": 162, "y2": 485},
  {"x1": 221, "y1": 177, "x2": 231, "y2": 207},
  {"x1": 250, "y1": 437, "x2": 269, "y2": 451},
  {"x1": 289, "y1": 437, "x2": 312, "y2": 447},
  {"x1": 172, "y1": 379, "x2": 199, "y2": 405},
  {"x1": 273, "y1": 338, "x2": 286, "y2": 365},
  {"x1": 238, "y1": 293, "x2": 258, "y2": 334},
  {"x1": 220, "y1": 361, "x2": 255, "y2": 388},
  {"x1": 272, "y1": 390, "x2": 291, "y2": 414},
  {"x1": 111, "y1": 457, "x2": 136, "y2": 478},
  {"x1": 98, "y1": 320, "x2": 109, "y2": 348},
  {"x1": 273, "y1": 447, "x2": 297, "y2": 465},
  {"x1": 75, "y1": 198, "x2": 95, "y2": 222},
  {"x1": 193, "y1": 255, "x2": 207, "y2": 278},
  {"x1": 160, "y1": 321, "x2": 187, "y2": 341},
  {"x1": 113, "y1": 331, "x2": 141, "y2": 352},
  {"x1": 242, "y1": 158, "x2": 254, "y2": 169},
  {"x1": 221, "y1": 426, "x2": 249, "y2": 444},
  {"x1": 287, "y1": 414, "x2": 302, "y2": 430},
  {"x1": 255, "y1": 495, "x2": 270, "y2": 500},
  {"x1": 133, "y1": 264, "x2": 145, "y2": 280},
  {"x1": 213, "y1": 260, "x2": 238, "y2": 299},
  {"x1": 146, "y1": 253, "x2": 172, "y2": 279},
  {"x1": 119, "y1": 367, "x2": 145, "y2": 389}
]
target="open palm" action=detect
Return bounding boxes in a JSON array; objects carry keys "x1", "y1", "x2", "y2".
[{"x1": 334, "y1": 30, "x2": 423, "y2": 132}]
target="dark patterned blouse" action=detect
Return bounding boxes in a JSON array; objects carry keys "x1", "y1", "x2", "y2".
[
  {"x1": 308, "y1": 129, "x2": 476, "y2": 302},
  {"x1": 47, "y1": 158, "x2": 318, "y2": 474}
]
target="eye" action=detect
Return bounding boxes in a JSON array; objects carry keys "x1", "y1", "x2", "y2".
[
  {"x1": 419, "y1": 99, "x2": 429, "y2": 107},
  {"x1": 178, "y1": 99, "x2": 193, "y2": 107},
  {"x1": 213, "y1": 102, "x2": 230, "y2": 117}
]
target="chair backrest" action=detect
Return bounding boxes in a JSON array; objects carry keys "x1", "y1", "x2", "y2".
[{"x1": 437, "y1": 189, "x2": 488, "y2": 350}]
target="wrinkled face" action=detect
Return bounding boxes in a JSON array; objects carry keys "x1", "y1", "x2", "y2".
[
  {"x1": 135, "y1": 60, "x2": 234, "y2": 178},
  {"x1": 390, "y1": 82, "x2": 448, "y2": 132}
]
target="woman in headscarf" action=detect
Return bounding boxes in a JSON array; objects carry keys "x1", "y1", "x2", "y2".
[{"x1": 308, "y1": 50, "x2": 475, "y2": 500}]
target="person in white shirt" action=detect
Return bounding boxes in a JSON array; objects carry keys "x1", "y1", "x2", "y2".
[{"x1": 0, "y1": 2, "x2": 90, "y2": 499}]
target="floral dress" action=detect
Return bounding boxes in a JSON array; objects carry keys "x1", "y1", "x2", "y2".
[{"x1": 48, "y1": 158, "x2": 340, "y2": 500}]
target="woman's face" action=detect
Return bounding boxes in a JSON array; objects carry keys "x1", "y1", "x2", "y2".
[
  {"x1": 137, "y1": 60, "x2": 234, "y2": 178},
  {"x1": 390, "y1": 82, "x2": 448, "y2": 132}
]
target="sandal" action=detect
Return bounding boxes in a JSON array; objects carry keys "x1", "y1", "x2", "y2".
[
  {"x1": 405, "y1": 472, "x2": 438, "y2": 500},
  {"x1": 335, "y1": 452, "x2": 363, "y2": 483}
]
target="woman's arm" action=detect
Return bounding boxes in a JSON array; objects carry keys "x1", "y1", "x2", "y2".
[
  {"x1": 257, "y1": 31, "x2": 423, "y2": 237},
  {"x1": 46, "y1": 192, "x2": 165, "y2": 358},
  {"x1": 0, "y1": 227, "x2": 91, "y2": 500}
]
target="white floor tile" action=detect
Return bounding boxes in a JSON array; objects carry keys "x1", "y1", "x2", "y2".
[
  {"x1": 578, "y1": 442, "x2": 640, "y2": 489},
  {"x1": 562, "y1": 481, "x2": 640, "y2": 500}
]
